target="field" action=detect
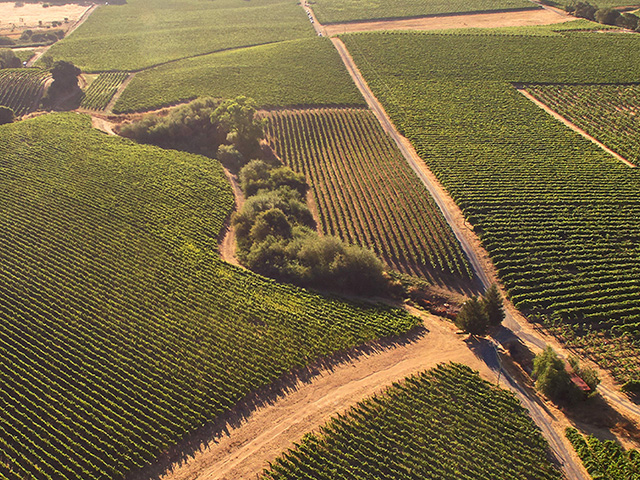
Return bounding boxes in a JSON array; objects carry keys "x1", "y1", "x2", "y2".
[
  {"x1": 80, "y1": 71, "x2": 129, "y2": 111},
  {"x1": 113, "y1": 39, "x2": 364, "y2": 113},
  {"x1": 0, "y1": 2, "x2": 89, "y2": 41},
  {"x1": 0, "y1": 68, "x2": 49, "y2": 115},
  {"x1": 262, "y1": 363, "x2": 561, "y2": 479},
  {"x1": 526, "y1": 83, "x2": 640, "y2": 167},
  {"x1": 263, "y1": 108, "x2": 471, "y2": 280},
  {"x1": 566, "y1": 428, "x2": 640, "y2": 479},
  {"x1": 311, "y1": 0, "x2": 537, "y2": 24},
  {"x1": 0, "y1": 113, "x2": 417, "y2": 479},
  {"x1": 47, "y1": 0, "x2": 313, "y2": 72},
  {"x1": 342, "y1": 31, "x2": 640, "y2": 382}
]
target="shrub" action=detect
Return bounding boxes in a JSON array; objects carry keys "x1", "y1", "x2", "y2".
[
  {"x1": 595, "y1": 7, "x2": 621, "y2": 25},
  {"x1": 0, "y1": 106, "x2": 15, "y2": 125}
]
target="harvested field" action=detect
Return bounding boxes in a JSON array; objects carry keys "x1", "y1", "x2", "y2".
[{"x1": 0, "y1": 1, "x2": 90, "y2": 39}]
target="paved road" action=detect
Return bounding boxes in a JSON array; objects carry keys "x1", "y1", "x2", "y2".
[{"x1": 330, "y1": 35, "x2": 589, "y2": 480}]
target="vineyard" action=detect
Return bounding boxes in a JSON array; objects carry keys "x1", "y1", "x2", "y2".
[
  {"x1": 0, "y1": 113, "x2": 417, "y2": 479},
  {"x1": 312, "y1": 0, "x2": 536, "y2": 24},
  {"x1": 343, "y1": 31, "x2": 640, "y2": 382},
  {"x1": 566, "y1": 428, "x2": 640, "y2": 479},
  {"x1": 47, "y1": 0, "x2": 313, "y2": 71},
  {"x1": 113, "y1": 39, "x2": 364, "y2": 113},
  {"x1": 80, "y1": 72, "x2": 129, "y2": 111},
  {"x1": 262, "y1": 363, "x2": 561, "y2": 480},
  {"x1": 0, "y1": 68, "x2": 49, "y2": 116},
  {"x1": 263, "y1": 108, "x2": 471, "y2": 279},
  {"x1": 525, "y1": 83, "x2": 640, "y2": 167}
]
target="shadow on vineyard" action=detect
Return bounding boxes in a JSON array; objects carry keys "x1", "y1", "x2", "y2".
[{"x1": 126, "y1": 326, "x2": 428, "y2": 480}]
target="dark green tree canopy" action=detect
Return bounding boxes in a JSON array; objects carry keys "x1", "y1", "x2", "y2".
[
  {"x1": 51, "y1": 60, "x2": 81, "y2": 90},
  {"x1": 455, "y1": 296, "x2": 488, "y2": 336},
  {"x1": 212, "y1": 96, "x2": 265, "y2": 158},
  {"x1": 0, "y1": 106, "x2": 15, "y2": 125},
  {"x1": 482, "y1": 284, "x2": 505, "y2": 327}
]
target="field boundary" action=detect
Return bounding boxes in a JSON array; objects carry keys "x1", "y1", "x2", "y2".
[{"x1": 515, "y1": 83, "x2": 637, "y2": 168}]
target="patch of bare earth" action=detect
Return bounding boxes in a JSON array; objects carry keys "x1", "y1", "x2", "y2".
[
  {"x1": 0, "y1": 1, "x2": 92, "y2": 39},
  {"x1": 129, "y1": 312, "x2": 498, "y2": 480},
  {"x1": 218, "y1": 169, "x2": 244, "y2": 267},
  {"x1": 323, "y1": 7, "x2": 573, "y2": 35}
]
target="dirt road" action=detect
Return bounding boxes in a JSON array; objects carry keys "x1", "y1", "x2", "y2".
[
  {"x1": 139, "y1": 314, "x2": 505, "y2": 480},
  {"x1": 324, "y1": 7, "x2": 573, "y2": 35}
]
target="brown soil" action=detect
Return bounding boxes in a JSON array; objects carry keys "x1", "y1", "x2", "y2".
[
  {"x1": 0, "y1": 1, "x2": 91, "y2": 38},
  {"x1": 323, "y1": 7, "x2": 573, "y2": 35},
  {"x1": 132, "y1": 312, "x2": 498, "y2": 480},
  {"x1": 516, "y1": 86, "x2": 636, "y2": 168},
  {"x1": 218, "y1": 169, "x2": 244, "y2": 268}
]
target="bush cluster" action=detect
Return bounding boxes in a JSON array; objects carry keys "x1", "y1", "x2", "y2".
[
  {"x1": 20, "y1": 29, "x2": 64, "y2": 45},
  {"x1": 454, "y1": 284, "x2": 505, "y2": 335},
  {"x1": 233, "y1": 160, "x2": 387, "y2": 296},
  {"x1": 566, "y1": 2, "x2": 640, "y2": 30},
  {"x1": 0, "y1": 49, "x2": 21, "y2": 68}
]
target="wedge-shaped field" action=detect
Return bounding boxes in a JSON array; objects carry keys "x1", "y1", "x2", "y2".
[
  {"x1": 263, "y1": 363, "x2": 561, "y2": 480},
  {"x1": 80, "y1": 72, "x2": 129, "y2": 111},
  {"x1": 264, "y1": 108, "x2": 471, "y2": 280},
  {"x1": 0, "y1": 68, "x2": 49, "y2": 116},
  {"x1": 312, "y1": 0, "x2": 536, "y2": 24},
  {"x1": 47, "y1": 0, "x2": 313, "y2": 71},
  {"x1": 343, "y1": 31, "x2": 640, "y2": 382},
  {"x1": 0, "y1": 114, "x2": 417, "y2": 479},
  {"x1": 526, "y1": 83, "x2": 640, "y2": 167},
  {"x1": 566, "y1": 428, "x2": 640, "y2": 480},
  {"x1": 113, "y1": 39, "x2": 364, "y2": 113}
]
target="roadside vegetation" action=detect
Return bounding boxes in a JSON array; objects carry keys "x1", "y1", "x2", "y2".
[
  {"x1": 264, "y1": 108, "x2": 471, "y2": 280},
  {"x1": 262, "y1": 363, "x2": 562, "y2": 480},
  {"x1": 113, "y1": 39, "x2": 364, "y2": 113},
  {"x1": 312, "y1": 0, "x2": 536, "y2": 24},
  {"x1": 566, "y1": 1, "x2": 640, "y2": 29},
  {"x1": 566, "y1": 427, "x2": 640, "y2": 479},
  {"x1": 454, "y1": 284, "x2": 505, "y2": 335},
  {"x1": 0, "y1": 113, "x2": 417, "y2": 480},
  {"x1": 343, "y1": 30, "x2": 640, "y2": 384}
]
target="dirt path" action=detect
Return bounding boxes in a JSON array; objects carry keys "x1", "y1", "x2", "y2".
[
  {"x1": 105, "y1": 73, "x2": 136, "y2": 114},
  {"x1": 516, "y1": 86, "x2": 636, "y2": 168},
  {"x1": 323, "y1": 7, "x2": 573, "y2": 35},
  {"x1": 218, "y1": 170, "x2": 244, "y2": 267},
  {"x1": 27, "y1": 4, "x2": 98, "y2": 67},
  {"x1": 138, "y1": 314, "x2": 505, "y2": 480}
]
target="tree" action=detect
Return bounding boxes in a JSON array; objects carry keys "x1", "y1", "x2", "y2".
[
  {"x1": 533, "y1": 346, "x2": 583, "y2": 403},
  {"x1": 0, "y1": 48, "x2": 21, "y2": 68},
  {"x1": 572, "y1": 1, "x2": 597, "y2": 20},
  {"x1": 0, "y1": 106, "x2": 14, "y2": 125},
  {"x1": 454, "y1": 297, "x2": 489, "y2": 336},
  {"x1": 616, "y1": 12, "x2": 639, "y2": 30},
  {"x1": 50, "y1": 60, "x2": 81, "y2": 91},
  {"x1": 249, "y1": 208, "x2": 292, "y2": 242},
  {"x1": 212, "y1": 96, "x2": 265, "y2": 158},
  {"x1": 482, "y1": 284, "x2": 505, "y2": 327},
  {"x1": 595, "y1": 7, "x2": 621, "y2": 25}
]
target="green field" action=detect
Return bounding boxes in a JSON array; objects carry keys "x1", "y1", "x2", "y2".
[
  {"x1": 264, "y1": 108, "x2": 471, "y2": 280},
  {"x1": 47, "y1": 0, "x2": 313, "y2": 72},
  {"x1": 113, "y1": 39, "x2": 364, "y2": 113},
  {"x1": 311, "y1": 0, "x2": 537, "y2": 24},
  {"x1": 526, "y1": 83, "x2": 640, "y2": 167},
  {"x1": 262, "y1": 363, "x2": 561, "y2": 480},
  {"x1": 0, "y1": 113, "x2": 417, "y2": 479},
  {"x1": 80, "y1": 71, "x2": 129, "y2": 111},
  {"x1": 0, "y1": 68, "x2": 50, "y2": 116},
  {"x1": 343, "y1": 31, "x2": 640, "y2": 382},
  {"x1": 566, "y1": 428, "x2": 640, "y2": 479}
]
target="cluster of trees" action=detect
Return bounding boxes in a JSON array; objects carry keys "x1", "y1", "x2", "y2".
[
  {"x1": 0, "y1": 37, "x2": 15, "y2": 46},
  {"x1": 233, "y1": 159, "x2": 388, "y2": 295},
  {"x1": 567, "y1": 2, "x2": 640, "y2": 30},
  {"x1": 41, "y1": 60, "x2": 81, "y2": 108},
  {"x1": 0, "y1": 106, "x2": 14, "y2": 125},
  {"x1": 0, "y1": 49, "x2": 21, "y2": 68},
  {"x1": 20, "y1": 28, "x2": 65, "y2": 45},
  {"x1": 454, "y1": 284, "x2": 505, "y2": 335},
  {"x1": 119, "y1": 96, "x2": 264, "y2": 161},
  {"x1": 533, "y1": 346, "x2": 600, "y2": 404}
]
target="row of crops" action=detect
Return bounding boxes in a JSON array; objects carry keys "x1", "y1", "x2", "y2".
[
  {"x1": 0, "y1": 113, "x2": 417, "y2": 479},
  {"x1": 262, "y1": 363, "x2": 561, "y2": 479},
  {"x1": 80, "y1": 72, "x2": 129, "y2": 111},
  {"x1": 0, "y1": 68, "x2": 50, "y2": 116},
  {"x1": 263, "y1": 108, "x2": 471, "y2": 279},
  {"x1": 342, "y1": 31, "x2": 640, "y2": 381},
  {"x1": 566, "y1": 428, "x2": 640, "y2": 479},
  {"x1": 112, "y1": 38, "x2": 365, "y2": 113},
  {"x1": 526, "y1": 83, "x2": 640, "y2": 167}
]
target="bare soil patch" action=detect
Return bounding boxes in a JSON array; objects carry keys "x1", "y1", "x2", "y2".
[
  {"x1": 323, "y1": 7, "x2": 573, "y2": 35},
  {"x1": 0, "y1": 2, "x2": 91, "y2": 38}
]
